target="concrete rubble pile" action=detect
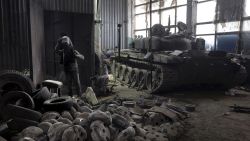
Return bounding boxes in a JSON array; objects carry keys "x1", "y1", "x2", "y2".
[{"x1": 0, "y1": 87, "x2": 189, "y2": 141}]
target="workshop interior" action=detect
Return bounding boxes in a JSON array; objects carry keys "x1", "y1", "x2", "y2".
[{"x1": 0, "y1": 0, "x2": 250, "y2": 141}]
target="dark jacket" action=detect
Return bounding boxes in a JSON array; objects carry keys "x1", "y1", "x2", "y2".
[{"x1": 55, "y1": 36, "x2": 78, "y2": 72}]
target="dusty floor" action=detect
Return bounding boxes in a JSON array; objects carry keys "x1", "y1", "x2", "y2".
[{"x1": 99, "y1": 85, "x2": 250, "y2": 141}]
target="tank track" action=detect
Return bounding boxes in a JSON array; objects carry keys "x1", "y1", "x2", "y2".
[{"x1": 112, "y1": 60, "x2": 179, "y2": 94}]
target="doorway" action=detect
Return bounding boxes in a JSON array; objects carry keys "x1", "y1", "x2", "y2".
[{"x1": 44, "y1": 11, "x2": 94, "y2": 90}]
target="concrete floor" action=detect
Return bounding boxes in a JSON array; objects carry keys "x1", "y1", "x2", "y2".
[{"x1": 99, "y1": 85, "x2": 250, "y2": 141}]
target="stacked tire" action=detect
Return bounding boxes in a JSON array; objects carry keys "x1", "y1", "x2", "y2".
[
  {"x1": 0, "y1": 70, "x2": 35, "y2": 95},
  {"x1": 0, "y1": 91, "x2": 42, "y2": 132}
]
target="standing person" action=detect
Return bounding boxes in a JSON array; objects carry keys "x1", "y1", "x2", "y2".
[{"x1": 55, "y1": 33, "x2": 84, "y2": 97}]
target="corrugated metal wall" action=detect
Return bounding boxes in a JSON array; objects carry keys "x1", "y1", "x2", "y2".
[
  {"x1": 39, "y1": 0, "x2": 94, "y2": 14},
  {"x1": 0, "y1": 0, "x2": 31, "y2": 72},
  {"x1": 0, "y1": 0, "x2": 94, "y2": 78},
  {"x1": 30, "y1": 0, "x2": 45, "y2": 85},
  {"x1": 100, "y1": 0, "x2": 128, "y2": 50}
]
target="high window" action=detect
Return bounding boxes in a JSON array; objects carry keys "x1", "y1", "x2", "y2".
[{"x1": 134, "y1": 0, "x2": 188, "y2": 37}]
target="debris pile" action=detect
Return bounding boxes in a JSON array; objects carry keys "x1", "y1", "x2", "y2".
[
  {"x1": 0, "y1": 87, "x2": 189, "y2": 141},
  {"x1": 230, "y1": 104, "x2": 250, "y2": 114}
]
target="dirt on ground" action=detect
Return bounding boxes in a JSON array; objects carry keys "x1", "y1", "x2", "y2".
[
  {"x1": 100, "y1": 85, "x2": 250, "y2": 141},
  {"x1": 174, "y1": 90, "x2": 250, "y2": 141}
]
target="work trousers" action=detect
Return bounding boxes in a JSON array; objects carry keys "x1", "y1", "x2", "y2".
[{"x1": 64, "y1": 70, "x2": 82, "y2": 97}]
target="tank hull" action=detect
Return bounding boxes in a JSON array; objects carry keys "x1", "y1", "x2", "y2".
[{"x1": 112, "y1": 50, "x2": 247, "y2": 93}]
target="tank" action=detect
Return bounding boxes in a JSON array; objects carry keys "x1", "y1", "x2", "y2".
[{"x1": 111, "y1": 23, "x2": 247, "y2": 93}]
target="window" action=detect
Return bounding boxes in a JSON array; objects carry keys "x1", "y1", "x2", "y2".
[
  {"x1": 133, "y1": 0, "x2": 247, "y2": 53},
  {"x1": 196, "y1": 24, "x2": 215, "y2": 34},
  {"x1": 151, "y1": 2, "x2": 160, "y2": 11},
  {"x1": 135, "y1": 30, "x2": 147, "y2": 37},
  {"x1": 217, "y1": 21, "x2": 240, "y2": 33},
  {"x1": 135, "y1": 0, "x2": 147, "y2": 5},
  {"x1": 244, "y1": 0, "x2": 250, "y2": 17},
  {"x1": 197, "y1": 35, "x2": 215, "y2": 51},
  {"x1": 177, "y1": 6, "x2": 187, "y2": 24},
  {"x1": 197, "y1": 1, "x2": 216, "y2": 23},
  {"x1": 135, "y1": 5, "x2": 147, "y2": 14},
  {"x1": 195, "y1": 0, "x2": 243, "y2": 52},
  {"x1": 134, "y1": 0, "x2": 188, "y2": 37},
  {"x1": 147, "y1": 12, "x2": 160, "y2": 28},
  {"x1": 197, "y1": 0, "x2": 210, "y2": 2},
  {"x1": 216, "y1": 34, "x2": 239, "y2": 53},
  {"x1": 161, "y1": 9, "x2": 175, "y2": 26},
  {"x1": 243, "y1": 20, "x2": 250, "y2": 31},
  {"x1": 161, "y1": 0, "x2": 176, "y2": 8},
  {"x1": 177, "y1": 0, "x2": 187, "y2": 5},
  {"x1": 195, "y1": 1, "x2": 216, "y2": 51},
  {"x1": 135, "y1": 15, "x2": 147, "y2": 30}
]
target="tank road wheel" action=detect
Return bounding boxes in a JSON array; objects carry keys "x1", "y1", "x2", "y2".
[
  {"x1": 151, "y1": 68, "x2": 163, "y2": 93},
  {"x1": 111, "y1": 60, "x2": 116, "y2": 74},
  {"x1": 153, "y1": 68, "x2": 163, "y2": 88},
  {"x1": 128, "y1": 69, "x2": 136, "y2": 85},
  {"x1": 137, "y1": 69, "x2": 147, "y2": 90},
  {"x1": 124, "y1": 67, "x2": 132, "y2": 84},
  {"x1": 129, "y1": 68, "x2": 140, "y2": 88},
  {"x1": 114, "y1": 63, "x2": 120, "y2": 79},
  {"x1": 116, "y1": 63, "x2": 124, "y2": 79},
  {"x1": 147, "y1": 67, "x2": 167, "y2": 93},
  {"x1": 149, "y1": 66, "x2": 178, "y2": 94},
  {"x1": 119, "y1": 65, "x2": 127, "y2": 81},
  {"x1": 146, "y1": 71, "x2": 156, "y2": 91}
]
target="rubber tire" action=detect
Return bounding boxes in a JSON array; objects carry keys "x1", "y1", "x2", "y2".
[
  {"x1": 7, "y1": 117, "x2": 39, "y2": 132},
  {"x1": 0, "y1": 91, "x2": 35, "y2": 110},
  {"x1": 2, "y1": 104, "x2": 41, "y2": 122},
  {"x1": 32, "y1": 87, "x2": 52, "y2": 110},
  {"x1": 0, "y1": 70, "x2": 34, "y2": 94},
  {"x1": 43, "y1": 96, "x2": 73, "y2": 112},
  {"x1": 0, "y1": 136, "x2": 7, "y2": 141}
]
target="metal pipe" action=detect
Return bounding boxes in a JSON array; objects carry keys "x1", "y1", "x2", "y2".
[
  {"x1": 214, "y1": 0, "x2": 218, "y2": 51},
  {"x1": 117, "y1": 23, "x2": 122, "y2": 59},
  {"x1": 27, "y1": 0, "x2": 33, "y2": 80},
  {"x1": 149, "y1": 0, "x2": 152, "y2": 51},
  {"x1": 238, "y1": 0, "x2": 245, "y2": 54},
  {"x1": 149, "y1": 0, "x2": 153, "y2": 90}
]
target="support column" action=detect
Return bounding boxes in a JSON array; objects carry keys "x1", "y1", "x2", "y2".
[
  {"x1": 187, "y1": 0, "x2": 197, "y2": 35},
  {"x1": 127, "y1": 0, "x2": 134, "y2": 46}
]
